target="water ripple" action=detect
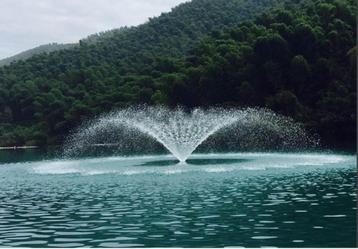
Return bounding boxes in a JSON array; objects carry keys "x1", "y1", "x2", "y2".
[{"x1": 0, "y1": 153, "x2": 355, "y2": 247}]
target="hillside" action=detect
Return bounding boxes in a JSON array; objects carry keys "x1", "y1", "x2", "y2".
[
  {"x1": 0, "y1": 0, "x2": 356, "y2": 151},
  {"x1": 0, "y1": 0, "x2": 285, "y2": 146},
  {"x1": 152, "y1": 0, "x2": 357, "y2": 149},
  {"x1": 0, "y1": 43, "x2": 77, "y2": 66}
]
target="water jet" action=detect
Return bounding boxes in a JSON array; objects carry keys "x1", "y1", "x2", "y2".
[{"x1": 64, "y1": 106, "x2": 312, "y2": 161}]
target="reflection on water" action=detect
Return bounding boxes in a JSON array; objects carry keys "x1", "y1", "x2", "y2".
[
  {"x1": 187, "y1": 158, "x2": 251, "y2": 165},
  {"x1": 0, "y1": 148, "x2": 58, "y2": 163},
  {"x1": 0, "y1": 152, "x2": 356, "y2": 247},
  {"x1": 139, "y1": 158, "x2": 250, "y2": 166},
  {"x1": 138, "y1": 159, "x2": 180, "y2": 166}
]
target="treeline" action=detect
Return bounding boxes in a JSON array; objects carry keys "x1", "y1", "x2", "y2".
[{"x1": 0, "y1": 0, "x2": 356, "y2": 150}]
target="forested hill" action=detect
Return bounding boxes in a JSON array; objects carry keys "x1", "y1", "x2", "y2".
[
  {"x1": 0, "y1": 0, "x2": 286, "y2": 146},
  {"x1": 0, "y1": 0, "x2": 356, "y2": 151},
  {"x1": 154, "y1": 0, "x2": 357, "y2": 149},
  {"x1": 0, "y1": 43, "x2": 77, "y2": 67},
  {"x1": 76, "y1": 0, "x2": 284, "y2": 70}
]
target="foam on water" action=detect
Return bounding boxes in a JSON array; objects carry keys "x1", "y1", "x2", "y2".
[{"x1": 26, "y1": 153, "x2": 354, "y2": 176}]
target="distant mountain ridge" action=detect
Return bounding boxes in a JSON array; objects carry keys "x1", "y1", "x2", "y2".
[
  {"x1": 0, "y1": 43, "x2": 77, "y2": 66},
  {"x1": 0, "y1": 27, "x2": 133, "y2": 66}
]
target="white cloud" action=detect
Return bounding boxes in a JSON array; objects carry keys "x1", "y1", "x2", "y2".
[{"x1": 0, "y1": 0, "x2": 188, "y2": 58}]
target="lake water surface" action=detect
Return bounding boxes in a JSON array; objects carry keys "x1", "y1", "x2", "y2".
[{"x1": 0, "y1": 151, "x2": 356, "y2": 247}]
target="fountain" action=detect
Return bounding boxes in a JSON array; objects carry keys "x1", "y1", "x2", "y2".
[
  {"x1": 0, "y1": 105, "x2": 354, "y2": 249},
  {"x1": 64, "y1": 106, "x2": 313, "y2": 162}
]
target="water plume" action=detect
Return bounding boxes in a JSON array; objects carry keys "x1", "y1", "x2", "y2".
[{"x1": 63, "y1": 106, "x2": 315, "y2": 162}]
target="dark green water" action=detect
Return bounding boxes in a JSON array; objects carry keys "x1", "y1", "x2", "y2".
[{"x1": 0, "y1": 151, "x2": 356, "y2": 247}]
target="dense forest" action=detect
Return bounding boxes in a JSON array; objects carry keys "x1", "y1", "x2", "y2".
[{"x1": 0, "y1": 0, "x2": 356, "y2": 151}]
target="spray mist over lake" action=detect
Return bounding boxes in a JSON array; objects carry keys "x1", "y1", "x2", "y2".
[{"x1": 63, "y1": 106, "x2": 315, "y2": 161}]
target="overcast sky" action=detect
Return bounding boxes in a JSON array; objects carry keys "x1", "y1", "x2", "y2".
[{"x1": 0, "y1": 0, "x2": 188, "y2": 59}]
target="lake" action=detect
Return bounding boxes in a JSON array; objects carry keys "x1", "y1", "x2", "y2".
[{"x1": 0, "y1": 150, "x2": 356, "y2": 247}]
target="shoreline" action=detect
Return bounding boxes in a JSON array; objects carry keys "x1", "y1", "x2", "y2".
[
  {"x1": 0, "y1": 143, "x2": 121, "y2": 151},
  {"x1": 0, "y1": 146, "x2": 39, "y2": 150}
]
